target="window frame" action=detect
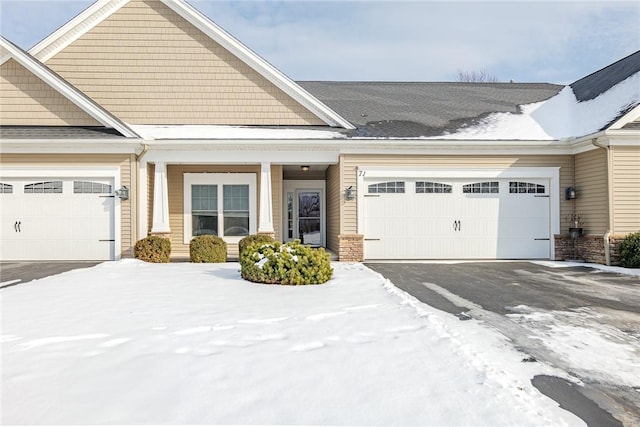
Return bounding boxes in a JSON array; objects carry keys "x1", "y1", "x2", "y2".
[{"x1": 183, "y1": 173, "x2": 256, "y2": 244}]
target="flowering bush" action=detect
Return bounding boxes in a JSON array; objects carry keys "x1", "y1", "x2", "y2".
[{"x1": 240, "y1": 240, "x2": 332, "y2": 285}]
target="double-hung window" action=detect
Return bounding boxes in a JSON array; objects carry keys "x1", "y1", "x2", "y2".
[{"x1": 184, "y1": 173, "x2": 256, "y2": 243}]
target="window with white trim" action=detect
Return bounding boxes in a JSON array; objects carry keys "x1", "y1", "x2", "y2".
[
  {"x1": 368, "y1": 181, "x2": 405, "y2": 194},
  {"x1": 184, "y1": 173, "x2": 256, "y2": 243},
  {"x1": 416, "y1": 181, "x2": 452, "y2": 194},
  {"x1": 462, "y1": 181, "x2": 499, "y2": 194}
]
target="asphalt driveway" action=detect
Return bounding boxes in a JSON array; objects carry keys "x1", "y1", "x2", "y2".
[
  {"x1": 367, "y1": 261, "x2": 640, "y2": 427},
  {"x1": 0, "y1": 262, "x2": 101, "y2": 288}
]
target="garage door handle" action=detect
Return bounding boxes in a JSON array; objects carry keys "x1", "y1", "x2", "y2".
[
  {"x1": 453, "y1": 220, "x2": 461, "y2": 231},
  {"x1": 14, "y1": 221, "x2": 21, "y2": 233}
]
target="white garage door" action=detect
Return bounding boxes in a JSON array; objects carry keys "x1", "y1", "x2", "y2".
[
  {"x1": 0, "y1": 178, "x2": 115, "y2": 261},
  {"x1": 363, "y1": 178, "x2": 550, "y2": 260}
]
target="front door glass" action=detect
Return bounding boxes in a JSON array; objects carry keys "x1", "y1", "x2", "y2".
[{"x1": 298, "y1": 191, "x2": 321, "y2": 246}]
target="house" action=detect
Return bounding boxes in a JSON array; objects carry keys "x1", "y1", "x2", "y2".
[{"x1": 1, "y1": 0, "x2": 639, "y2": 264}]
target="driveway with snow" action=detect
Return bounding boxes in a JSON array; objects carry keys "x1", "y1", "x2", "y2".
[
  {"x1": 367, "y1": 261, "x2": 640, "y2": 427},
  {"x1": 0, "y1": 260, "x2": 589, "y2": 426}
]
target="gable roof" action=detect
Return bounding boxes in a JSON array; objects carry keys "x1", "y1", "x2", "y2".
[
  {"x1": 27, "y1": 0, "x2": 354, "y2": 130},
  {"x1": 299, "y1": 81, "x2": 563, "y2": 138},
  {"x1": 0, "y1": 36, "x2": 139, "y2": 138}
]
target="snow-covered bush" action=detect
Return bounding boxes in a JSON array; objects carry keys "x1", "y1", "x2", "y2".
[
  {"x1": 618, "y1": 231, "x2": 640, "y2": 268},
  {"x1": 134, "y1": 235, "x2": 171, "y2": 263},
  {"x1": 240, "y1": 240, "x2": 332, "y2": 285},
  {"x1": 190, "y1": 235, "x2": 227, "y2": 263},
  {"x1": 238, "y1": 233, "x2": 275, "y2": 257}
]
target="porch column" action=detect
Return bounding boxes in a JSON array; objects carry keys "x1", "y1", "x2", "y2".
[
  {"x1": 151, "y1": 161, "x2": 171, "y2": 234},
  {"x1": 258, "y1": 161, "x2": 274, "y2": 233}
]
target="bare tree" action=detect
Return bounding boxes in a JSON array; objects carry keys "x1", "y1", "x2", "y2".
[{"x1": 456, "y1": 69, "x2": 499, "y2": 83}]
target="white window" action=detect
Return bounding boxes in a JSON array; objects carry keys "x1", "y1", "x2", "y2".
[
  {"x1": 184, "y1": 173, "x2": 256, "y2": 243},
  {"x1": 368, "y1": 181, "x2": 405, "y2": 194}
]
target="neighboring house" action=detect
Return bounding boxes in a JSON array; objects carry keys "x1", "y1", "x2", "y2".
[{"x1": 1, "y1": 0, "x2": 638, "y2": 264}]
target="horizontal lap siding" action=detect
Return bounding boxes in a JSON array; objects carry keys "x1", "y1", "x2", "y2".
[
  {"x1": 342, "y1": 154, "x2": 574, "y2": 233},
  {"x1": 326, "y1": 162, "x2": 341, "y2": 252},
  {"x1": 45, "y1": 0, "x2": 323, "y2": 126},
  {"x1": 575, "y1": 149, "x2": 608, "y2": 234},
  {"x1": 271, "y1": 164, "x2": 283, "y2": 242},
  {"x1": 612, "y1": 146, "x2": 640, "y2": 234},
  {"x1": 0, "y1": 59, "x2": 100, "y2": 126},
  {"x1": 0, "y1": 154, "x2": 135, "y2": 257}
]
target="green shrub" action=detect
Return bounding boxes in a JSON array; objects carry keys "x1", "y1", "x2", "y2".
[
  {"x1": 238, "y1": 233, "x2": 275, "y2": 257},
  {"x1": 134, "y1": 235, "x2": 171, "y2": 263},
  {"x1": 618, "y1": 231, "x2": 640, "y2": 268},
  {"x1": 190, "y1": 235, "x2": 227, "y2": 263},
  {"x1": 240, "y1": 240, "x2": 332, "y2": 285}
]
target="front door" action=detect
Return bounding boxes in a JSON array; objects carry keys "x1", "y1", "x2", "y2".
[{"x1": 283, "y1": 180, "x2": 325, "y2": 247}]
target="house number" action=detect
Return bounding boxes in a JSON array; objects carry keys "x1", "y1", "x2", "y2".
[{"x1": 358, "y1": 170, "x2": 366, "y2": 177}]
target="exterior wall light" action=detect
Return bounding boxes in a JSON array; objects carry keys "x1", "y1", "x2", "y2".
[
  {"x1": 345, "y1": 185, "x2": 356, "y2": 201},
  {"x1": 565, "y1": 187, "x2": 577, "y2": 200},
  {"x1": 115, "y1": 185, "x2": 129, "y2": 200}
]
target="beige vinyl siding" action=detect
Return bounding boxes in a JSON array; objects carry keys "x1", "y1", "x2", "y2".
[
  {"x1": 326, "y1": 162, "x2": 341, "y2": 252},
  {"x1": 611, "y1": 146, "x2": 640, "y2": 234},
  {"x1": 0, "y1": 154, "x2": 135, "y2": 257},
  {"x1": 575, "y1": 148, "x2": 608, "y2": 234},
  {"x1": 165, "y1": 164, "x2": 283, "y2": 257},
  {"x1": 45, "y1": 0, "x2": 324, "y2": 126},
  {"x1": 341, "y1": 154, "x2": 574, "y2": 234},
  {"x1": 271, "y1": 164, "x2": 283, "y2": 242},
  {"x1": 0, "y1": 59, "x2": 100, "y2": 126}
]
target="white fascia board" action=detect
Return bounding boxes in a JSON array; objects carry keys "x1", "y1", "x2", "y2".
[
  {"x1": 0, "y1": 38, "x2": 139, "y2": 138},
  {"x1": 29, "y1": 0, "x2": 129, "y2": 62},
  {"x1": 160, "y1": 0, "x2": 354, "y2": 130}
]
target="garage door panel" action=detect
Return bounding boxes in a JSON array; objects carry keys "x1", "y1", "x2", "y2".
[
  {"x1": 0, "y1": 177, "x2": 115, "y2": 261},
  {"x1": 363, "y1": 177, "x2": 551, "y2": 260}
]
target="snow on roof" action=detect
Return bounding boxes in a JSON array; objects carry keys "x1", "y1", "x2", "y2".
[
  {"x1": 432, "y1": 72, "x2": 640, "y2": 141},
  {"x1": 129, "y1": 125, "x2": 346, "y2": 140}
]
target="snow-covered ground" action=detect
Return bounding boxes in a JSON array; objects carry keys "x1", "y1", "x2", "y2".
[{"x1": 1, "y1": 261, "x2": 588, "y2": 425}]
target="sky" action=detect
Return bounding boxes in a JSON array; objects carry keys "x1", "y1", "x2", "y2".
[{"x1": 0, "y1": 0, "x2": 638, "y2": 84}]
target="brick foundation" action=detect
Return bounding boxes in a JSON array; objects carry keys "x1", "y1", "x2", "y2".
[
  {"x1": 554, "y1": 233, "x2": 626, "y2": 265},
  {"x1": 338, "y1": 234, "x2": 364, "y2": 262}
]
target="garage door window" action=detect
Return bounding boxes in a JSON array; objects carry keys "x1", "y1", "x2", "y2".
[
  {"x1": 24, "y1": 181, "x2": 62, "y2": 193},
  {"x1": 0, "y1": 183, "x2": 13, "y2": 193},
  {"x1": 368, "y1": 181, "x2": 405, "y2": 194},
  {"x1": 73, "y1": 181, "x2": 112, "y2": 194},
  {"x1": 416, "y1": 181, "x2": 452, "y2": 194},
  {"x1": 509, "y1": 181, "x2": 546, "y2": 194},
  {"x1": 463, "y1": 181, "x2": 499, "y2": 194}
]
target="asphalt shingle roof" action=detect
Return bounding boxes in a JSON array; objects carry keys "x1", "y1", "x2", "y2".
[
  {"x1": 0, "y1": 126, "x2": 125, "y2": 139},
  {"x1": 570, "y1": 50, "x2": 640, "y2": 102},
  {"x1": 299, "y1": 81, "x2": 563, "y2": 137}
]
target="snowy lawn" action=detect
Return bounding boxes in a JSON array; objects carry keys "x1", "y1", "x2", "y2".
[{"x1": 1, "y1": 260, "x2": 584, "y2": 426}]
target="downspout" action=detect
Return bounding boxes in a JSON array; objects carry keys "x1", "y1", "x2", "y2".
[{"x1": 592, "y1": 138, "x2": 613, "y2": 265}]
